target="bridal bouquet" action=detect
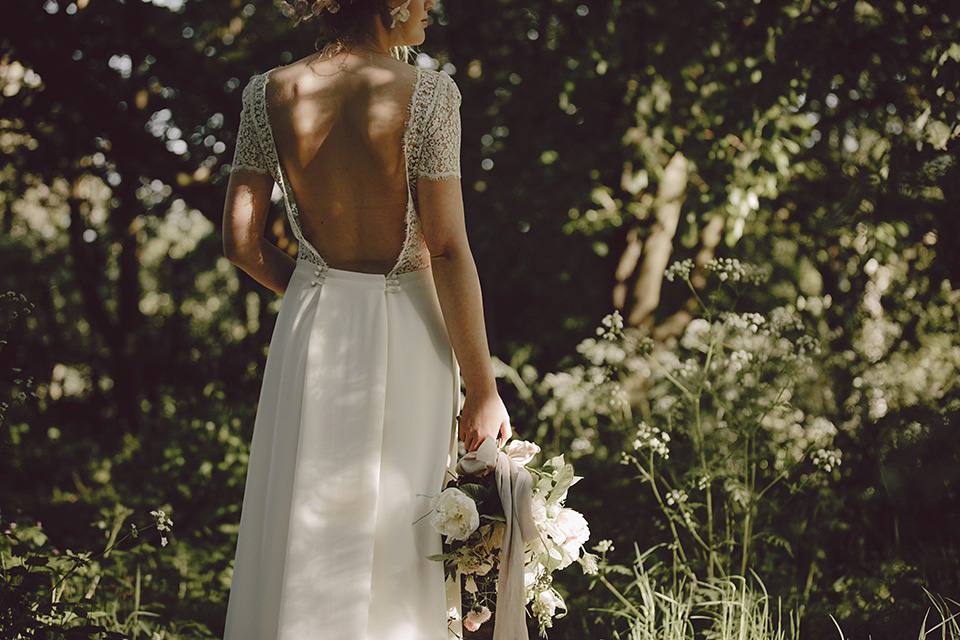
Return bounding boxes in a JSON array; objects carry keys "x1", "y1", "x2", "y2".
[{"x1": 423, "y1": 437, "x2": 596, "y2": 638}]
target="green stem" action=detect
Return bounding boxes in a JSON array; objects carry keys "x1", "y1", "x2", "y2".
[
  {"x1": 636, "y1": 456, "x2": 690, "y2": 566},
  {"x1": 651, "y1": 358, "x2": 694, "y2": 402},
  {"x1": 684, "y1": 276, "x2": 712, "y2": 322},
  {"x1": 597, "y1": 573, "x2": 643, "y2": 619},
  {"x1": 741, "y1": 509, "x2": 752, "y2": 578}
]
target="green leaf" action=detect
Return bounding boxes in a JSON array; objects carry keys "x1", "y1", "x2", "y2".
[
  {"x1": 548, "y1": 465, "x2": 576, "y2": 503},
  {"x1": 480, "y1": 513, "x2": 507, "y2": 522},
  {"x1": 457, "y1": 483, "x2": 489, "y2": 503}
]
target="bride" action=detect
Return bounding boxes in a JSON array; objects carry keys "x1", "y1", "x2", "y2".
[{"x1": 220, "y1": 0, "x2": 514, "y2": 638}]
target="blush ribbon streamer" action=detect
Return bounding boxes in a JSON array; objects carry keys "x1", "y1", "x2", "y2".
[{"x1": 455, "y1": 436, "x2": 545, "y2": 640}]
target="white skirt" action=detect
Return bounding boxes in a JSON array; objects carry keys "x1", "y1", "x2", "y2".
[{"x1": 223, "y1": 258, "x2": 463, "y2": 640}]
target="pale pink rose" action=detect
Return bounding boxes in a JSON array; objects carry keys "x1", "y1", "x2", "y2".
[
  {"x1": 502, "y1": 439, "x2": 541, "y2": 465},
  {"x1": 463, "y1": 606, "x2": 492, "y2": 632}
]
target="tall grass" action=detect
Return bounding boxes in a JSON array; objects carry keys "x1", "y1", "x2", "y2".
[
  {"x1": 591, "y1": 542, "x2": 799, "y2": 640},
  {"x1": 594, "y1": 542, "x2": 958, "y2": 640}
]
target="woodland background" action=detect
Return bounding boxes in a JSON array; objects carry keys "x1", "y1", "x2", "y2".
[{"x1": 1, "y1": 0, "x2": 959, "y2": 638}]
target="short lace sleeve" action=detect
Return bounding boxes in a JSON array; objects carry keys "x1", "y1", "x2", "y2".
[
  {"x1": 417, "y1": 71, "x2": 462, "y2": 181},
  {"x1": 229, "y1": 76, "x2": 273, "y2": 175}
]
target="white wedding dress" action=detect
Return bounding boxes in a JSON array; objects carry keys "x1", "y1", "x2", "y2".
[{"x1": 222, "y1": 63, "x2": 465, "y2": 640}]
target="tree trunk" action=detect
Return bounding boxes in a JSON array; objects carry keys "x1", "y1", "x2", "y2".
[
  {"x1": 652, "y1": 212, "x2": 725, "y2": 341},
  {"x1": 617, "y1": 152, "x2": 689, "y2": 329}
]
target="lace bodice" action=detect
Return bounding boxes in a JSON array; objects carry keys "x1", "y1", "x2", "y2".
[{"x1": 228, "y1": 64, "x2": 462, "y2": 277}]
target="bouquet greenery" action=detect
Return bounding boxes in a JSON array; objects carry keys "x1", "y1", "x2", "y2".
[{"x1": 423, "y1": 437, "x2": 596, "y2": 637}]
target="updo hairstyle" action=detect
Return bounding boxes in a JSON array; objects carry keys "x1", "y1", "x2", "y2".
[{"x1": 311, "y1": 0, "x2": 412, "y2": 62}]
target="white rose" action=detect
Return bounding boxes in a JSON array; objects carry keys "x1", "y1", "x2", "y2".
[
  {"x1": 502, "y1": 439, "x2": 541, "y2": 465},
  {"x1": 429, "y1": 488, "x2": 480, "y2": 543}
]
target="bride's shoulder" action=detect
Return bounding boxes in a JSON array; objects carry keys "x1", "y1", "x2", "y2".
[
  {"x1": 417, "y1": 67, "x2": 460, "y2": 97},
  {"x1": 237, "y1": 69, "x2": 269, "y2": 108},
  {"x1": 420, "y1": 67, "x2": 461, "y2": 108}
]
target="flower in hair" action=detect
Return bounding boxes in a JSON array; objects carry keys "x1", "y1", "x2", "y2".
[
  {"x1": 389, "y1": 0, "x2": 412, "y2": 28},
  {"x1": 280, "y1": 0, "x2": 343, "y2": 24}
]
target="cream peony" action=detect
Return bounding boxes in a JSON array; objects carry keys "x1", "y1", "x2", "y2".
[
  {"x1": 556, "y1": 508, "x2": 590, "y2": 548},
  {"x1": 429, "y1": 487, "x2": 480, "y2": 543},
  {"x1": 549, "y1": 508, "x2": 590, "y2": 569}
]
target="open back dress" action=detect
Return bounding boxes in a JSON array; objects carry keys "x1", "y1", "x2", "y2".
[{"x1": 222, "y1": 62, "x2": 465, "y2": 640}]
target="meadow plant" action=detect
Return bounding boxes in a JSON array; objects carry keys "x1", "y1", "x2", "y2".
[
  {"x1": 539, "y1": 259, "x2": 841, "y2": 582},
  {"x1": 589, "y1": 541, "x2": 960, "y2": 640},
  {"x1": 1, "y1": 293, "x2": 184, "y2": 638},
  {"x1": 0, "y1": 292, "x2": 35, "y2": 427},
  {"x1": 0, "y1": 505, "x2": 177, "y2": 638},
  {"x1": 586, "y1": 541, "x2": 800, "y2": 640}
]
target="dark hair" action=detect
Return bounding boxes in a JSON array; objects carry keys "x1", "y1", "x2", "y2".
[{"x1": 311, "y1": 0, "x2": 412, "y2": 62}]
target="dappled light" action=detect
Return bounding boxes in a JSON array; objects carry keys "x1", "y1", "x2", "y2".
[{"x1": 2, "y1": 0, "x2": 959, "y2": 638}]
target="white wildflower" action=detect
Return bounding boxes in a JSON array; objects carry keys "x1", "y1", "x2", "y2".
[
  {"x1": 680, "y1": 318, "x2": 711, "y2": 351},
  {"x1": 812, "y1": 448, "x2": 842, "y2": 473},
  {"x1": 150, "y1": 509, "x2": 174, "y2": 546},
  {"x1": 665, "y1": 489, "x2": 688, "y2": 507},
  {"x1": 665, "y1": 258, "x2": 695, "y2": 282},
  {"x1": 632, "y1": 422, "x2": 671, "y2": 459},
  {"x1": 594, "y1": 539, "x2": 615, "y2": 553}
]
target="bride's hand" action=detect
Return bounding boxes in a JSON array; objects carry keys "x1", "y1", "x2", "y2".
[{"x1": 458, "y1": 392, "x2": 512, "y2": 453}]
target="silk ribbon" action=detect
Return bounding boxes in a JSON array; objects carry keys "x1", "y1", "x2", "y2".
[{"x1": 456, "y1": 436, "x2": 545, "y2": 640}]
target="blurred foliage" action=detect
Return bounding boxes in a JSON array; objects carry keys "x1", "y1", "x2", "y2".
[
  {"x1": 0, "y1": 507, "x2": 204, "y2": 639},
  {"x1": 1, "y1": 0, "x2": 959, "y2": 637}
]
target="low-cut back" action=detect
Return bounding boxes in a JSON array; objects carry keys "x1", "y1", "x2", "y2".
[
  {"x1": 224, "y1": 57, "x2": 466, "y2": 640},
  {"x1": 230, "y1": 59, "x2": 462, "y2": 279},
  {"x1": 263, "y1": 61, "x2": 414, "y2": 274}
]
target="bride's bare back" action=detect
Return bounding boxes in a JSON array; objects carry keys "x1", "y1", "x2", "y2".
[
  {"x1": 224, "y1": 42, "x2": 512, "y2": 457},
  {"x1": 267, "y1": 53, "x2": 419, "y2": 274}
]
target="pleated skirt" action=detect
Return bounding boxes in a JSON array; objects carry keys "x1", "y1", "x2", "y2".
[{"x1": 223, "y1": 257, "x2": 463, "y2": 640}]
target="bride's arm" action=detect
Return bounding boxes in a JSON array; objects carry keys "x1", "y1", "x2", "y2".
[
  {"x1": 418, "y1": 176, "x2": 512, "y2": 452},
  {"x1": 222, "y1": 170, "x2": 296, "y2": 295}
]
